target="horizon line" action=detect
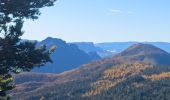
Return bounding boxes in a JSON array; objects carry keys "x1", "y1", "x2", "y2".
[{"x1": 22, "y1": 37, "x2": 170, "y2": 44}]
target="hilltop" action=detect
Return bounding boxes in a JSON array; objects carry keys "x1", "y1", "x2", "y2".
[{"x1": 114, "y1": 43, "x2": 170, "y2": 66}]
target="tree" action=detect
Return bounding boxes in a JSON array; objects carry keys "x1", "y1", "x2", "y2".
[{"x1": 0, "y1": 0, "x2": 56, "y2": 99}]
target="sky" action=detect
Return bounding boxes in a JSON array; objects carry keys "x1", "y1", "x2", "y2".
[{"x1": 22, "y1": 0, "x2": 170, "y2": 43}]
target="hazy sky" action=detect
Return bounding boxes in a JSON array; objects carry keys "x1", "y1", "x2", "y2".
[{"x1": 22, "y1": 0, "x2": 170, "y2": 43}]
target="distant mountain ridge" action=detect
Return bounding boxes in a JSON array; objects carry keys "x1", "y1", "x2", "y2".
[
  {"x1": 114, "y1": 43, "x2": 170, "y2": 66},
  {"x1": 70, "y1": 42, "x2": 103, "y2": 53},
  {"x1": 33, "y1": 37, "x2": 101, "y2": 73},
  {"x1": 95, "y1": 42, "x2": 170, "y2": 54},
  {"x1": 119, "y1": 43, "x2": 169, "y2": 56},
  {"x1": 71, "y1": 42, "x2": 117, "y2": 58},
  {"x1": 72, "y1": 42, "x2": 170, "y2": 58},
  {"x1": 33, "y1": 39, "x2": 170, "y2": 73}
]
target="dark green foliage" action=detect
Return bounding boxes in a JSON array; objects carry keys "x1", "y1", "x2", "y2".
[{"x1": 0, "y1": 0, "x2": 56, "y2": 99}]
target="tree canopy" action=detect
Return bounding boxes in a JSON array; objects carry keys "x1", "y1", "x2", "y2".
[{"x1": 0, "y1": 0, "x2": 56, "y2": 99}]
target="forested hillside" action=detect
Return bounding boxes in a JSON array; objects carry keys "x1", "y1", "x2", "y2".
[{"x1": 10, "y1": 44, "x2": 170, "y2": 100}]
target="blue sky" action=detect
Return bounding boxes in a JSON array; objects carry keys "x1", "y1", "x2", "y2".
[{"x1": 22, "y1": 0, "x2": 170, "y2": 43}]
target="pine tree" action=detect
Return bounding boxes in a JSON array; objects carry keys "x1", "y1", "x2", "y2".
[{"x1": 0, "y1": 0, "x2": 56, "y2": 99}]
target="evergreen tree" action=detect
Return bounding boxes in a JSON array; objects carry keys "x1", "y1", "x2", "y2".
[{"x1": 0, "y1": 0, "x2": 56, "y2": 99}]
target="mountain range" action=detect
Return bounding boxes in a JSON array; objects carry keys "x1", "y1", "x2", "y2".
[
  {"x1": 33, "y1": 37, "x2": 101, "y2": 73},
  {"x1": 31, "y1": 38, "x2": 170, "y2": 74},
  {"x1": 71, "y1": 42, "x2": 170, "y2": 58},
  {"x1": 10, "y1": 43, "x2": 170, "y2": 100},
  {"x1": 70, "y1": 42, "x2": 115, "y2": 58},
  {"x1": 95, "y1": 42, "x2": 170, "y2": 54}
]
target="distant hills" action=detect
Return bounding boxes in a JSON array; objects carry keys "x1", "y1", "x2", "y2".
[
  {"x1": 11, "y1": 43, "x2": 170, "y2": 100},
  {"x1": 70, "y1": 42, "x2": 115, "y2": 58},
  {"x1": 72, "y1": 42, "x2": 170, "y2": 58},
  {"x1": 70, "y1": 42, "x2": 103, "y2": 53},
  {"x1": 95, "y1": 42, "x2": 170, "y2": 54},
  {"x1": 115, "y1": 43, "x2": 170, "y2": 66},
  {"x1": 32, "y1": 38, "x2": 170, "y2": 74},
  {"x1": 33, "y1": 37, "x2": 101, "y2": 73}
]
